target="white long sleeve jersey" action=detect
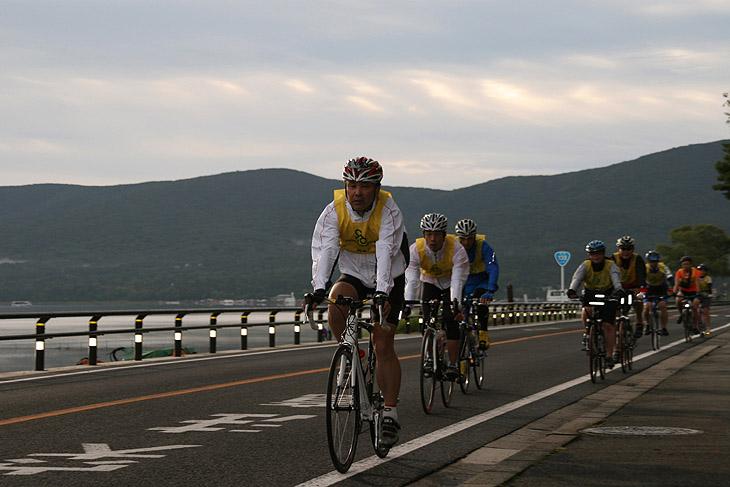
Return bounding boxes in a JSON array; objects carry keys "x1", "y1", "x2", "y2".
[
  {"x1": 404, "y1": 238, "x2": 470, "y2": 303},
  {"x1": 311, "y1": 192, "x2": 407, "y2": 294}
]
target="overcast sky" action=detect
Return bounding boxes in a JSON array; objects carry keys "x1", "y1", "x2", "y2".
[{"x1": 2, "y1": 0, "x2": 729, "y2": 190}]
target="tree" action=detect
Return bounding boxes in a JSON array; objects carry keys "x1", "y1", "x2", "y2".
[
  {"x1": 714, "y1": 93, "x2": 730, "y2": 200},
  {"x1": 655, "y1": 224, "x2": 730, "y2": 276}
]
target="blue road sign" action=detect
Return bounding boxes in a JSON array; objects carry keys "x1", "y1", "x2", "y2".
[{"x1": 554, "y1": 251, "x2": 571, "y2": 267}]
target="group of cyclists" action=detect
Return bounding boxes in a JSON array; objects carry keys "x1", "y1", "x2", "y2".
[
  {"x1": 304, "y1": 156, "x2": 716, "y2": 450},
  {"x1": 306, "y1": 157, "x2": 498, "y2": 448},
  {"x1": 567, "y1": 236, "x2": 715, "y2": 369}
]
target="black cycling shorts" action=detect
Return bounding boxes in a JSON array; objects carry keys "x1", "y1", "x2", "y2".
[{"x1": 334, "y1": 273, "x2": 405, "y2": 326}]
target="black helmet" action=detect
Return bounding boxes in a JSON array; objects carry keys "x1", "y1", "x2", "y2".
[
  {"x1": 645, "y1": 250, "x2": 660, "y2": 262},
  {"x1": 680, "y1": 255, "x2": 692, "y2": 263},
  {"x1": 697, "y1": 263, "x2": 708, "y2": 271}
]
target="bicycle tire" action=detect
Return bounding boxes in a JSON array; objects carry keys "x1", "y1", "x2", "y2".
[
  {"x1": 650, "y1": 310, "x2": 660, "y2": 351},
  {"x1": 473, "y1": 348, "x2": 486, "y2": 389},
  {"x1": 326, "y1": 346, "x2": 359, "y2": 473},
  {"x1": 618, "y1": 318, "x2": 628, "y2": 373},
  {"x1": 683, "y1": 308, "x2": 692, "y2": 342},
  {"x1": 439, "y1": 332, "x2": 454, "y2": 407},
  {"x1": 624, "y1": 322, "x2": 634, "y2": 370},
  {"x1": 419, "y1": 328, "x2": 436, "y2": 414},
  {"x1": 588, "y1": 323, "x2": 599, "y2": 383},
  {"x1": 366, "y1": 353, "x2": 389, "y2": 458},
  {"x1": 458, "y1": 328, "x2": 471, "y2": 394},
  {"x1": 597, "y1": 326, "x2": 606, "y2": 380}
]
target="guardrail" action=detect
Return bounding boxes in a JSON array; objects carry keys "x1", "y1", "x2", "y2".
[{"x1": 0, "y1": 301, "x2": 581, "y2": 372}]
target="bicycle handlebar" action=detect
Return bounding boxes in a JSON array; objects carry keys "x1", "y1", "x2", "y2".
[{"x1": 302, "y1": 294, "x2": 390, "y2": 332}]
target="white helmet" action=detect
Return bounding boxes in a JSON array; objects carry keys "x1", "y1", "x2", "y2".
[
  {"x1": 420, "y1": 213, "x2": 448, "y2": 232},
  {"x1": 455, "y1": 218, "x2": 477, "y2": 237}
]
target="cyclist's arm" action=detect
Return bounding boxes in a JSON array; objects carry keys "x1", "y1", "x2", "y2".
[
  {"x1": 450, "y1": 240, "x2": 470, "y2": 303},
  {"x1": 404, "y1": 242, "x2": 421, "y2": 302},
  {"x1": 374, "y1": 196, "x2": 405, "y2": 295},
  {"x1": 568, "y1": 261, "x2": 588, "y2": 295},
  {"x1": 481, "y1": 240, "x2": 500, "y2": 293},
  {"x1": 609, "y1": 261, "x2": 622, "y2": 293},
  {"x1": 311, "y1": 202, "x2": 340, "y2": 292}
]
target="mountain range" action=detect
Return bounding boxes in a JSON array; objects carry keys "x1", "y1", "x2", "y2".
[{"x1": 1, "y1": 140, "x2": 729, "y2": 303}]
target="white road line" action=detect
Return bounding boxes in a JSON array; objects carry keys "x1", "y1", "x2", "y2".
[{"x1": 296, "y1": 322, "x2": 730, "y2": 487}]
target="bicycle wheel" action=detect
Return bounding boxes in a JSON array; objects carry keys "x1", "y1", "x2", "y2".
[
  {"x1": 419, "y1": 329, "x2": 436, "y2": 414},
  {"x1": 623, "y1": 322, "x2": 634, "y2": 370},
  {"x1": 588, "y1": 323, "x2": 599, "y2": 383},
  {"x1": 650, "y1": 310, "x2": 660, "y2": 351},
  {"x1": 326, "y1": 346, "x2": 359, "y2": 473},
  {"x1": 438, "y1": 332, "x2": 454, "y2": 407},
  {"x1": 683, "y1": 309, "x2": 692, "y2": 343},
  {"x1": 473, "y1": 348, "x2": 486, "y2": 389},
  {"x1": 597, "y1": 327, "x2": 606, "y2": 380},
  {"x1": 458, "y1": 329, "x2": 471, "y2": 394},
  {"x1": 618, "y1": 319, "x2": 628, "y2": 373},
  {"x1": 365, "y1": 352, "x2": 389, "y2": 458}
]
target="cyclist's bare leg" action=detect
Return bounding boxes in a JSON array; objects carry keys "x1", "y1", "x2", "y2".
[
  {"x1": 643, "y1": 302, "x2": 651, "y2": 324},
  {"x1": 372, "y1": 323, "x2": 400, "y2": 406},
  {"x1": 632, "y1": 289, "x2": 643, "y2": 323},
  {"x1": 692, "y1": 299, "x2": 700, "y2": 327},
  {"x1": 603, "y1": 322, "x2": 616, "y2": 357},
  {"x1": 659, "y1": 301, "x2": 668, "y2": 329},
  {"x1": 326, "y1": 281, "x2": 358, "y2": 341}
]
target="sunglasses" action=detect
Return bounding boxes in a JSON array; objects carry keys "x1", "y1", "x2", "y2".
[{"x1": 619, "y1": 247, "x2": 633, "y2": 251}]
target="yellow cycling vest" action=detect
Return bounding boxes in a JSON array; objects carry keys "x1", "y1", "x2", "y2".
[
  {"x1": 699, "y1": 274, "x2": 711, "y2": 292},
  {"x1": 334, "y1": 189, "x2": 390, "y2": 254},
  {"x1": 646, "y1": 263, "x2": 669, "y2": 287},
  {"x1": 584, "y1": 259, "x2": 616, "y2": 291},
  {"x1": 469, "y1": 234, "x2": 487, "y2": 274},
  {"x1": 416, "y1": 235, "x2": 456, "y2": 278},
  {"x1": 612, "y1": 252, "x2": 638, "y2": 286}
]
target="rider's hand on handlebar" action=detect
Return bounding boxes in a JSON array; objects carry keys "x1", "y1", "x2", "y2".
[
  {"x1": 480, "y1": 291, "x2": 493, "y2": 304},
  {"x1": 302, "y1": 289, "x2": 326, "y2": 310},
  {"x1": 567, "y1": 289, "x2": 578, "y2": 300}
]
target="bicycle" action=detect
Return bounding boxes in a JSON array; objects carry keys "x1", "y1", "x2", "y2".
[
  {"x1": 645, "y1": 295, "x2": 667, "y2": 351},
  {"x1": 419, "y1": 298, "x2": 455, "y2": 413},
  {"x1": 457, "y1": 297, "x2": 486, "y2": 393},
  {"x1": 616, "y1": 293, "x2": 635, "y2": 373},
  {"x1": 304, "y1": 294, "x2": 390, "y2": 473},
  {"x1": 582, "y1": 293, "x2": 610, "y2": 383}
]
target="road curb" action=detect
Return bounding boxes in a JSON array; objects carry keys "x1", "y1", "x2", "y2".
[{"x1": 409, "y1": 333, "x2": 726, "y2": 487}]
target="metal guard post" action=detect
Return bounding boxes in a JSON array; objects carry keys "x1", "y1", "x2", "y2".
[
  {"x1": 88, "y1": 315, "x2": 101, "y2": 365},
  {"x1": 268, "y1": 311, "x2": 278, "y2": 347},
  {"x1": 174, "y1": 314, "x2": 185, "y2": 357},
  {"x1": 294, "y1": 310, "x2": 301, "y2": 345},
  {"x1": 35, "y1": 317, "x2": 50, "y2": 371},
  {"x1": 134, "y1": 315, "x2": 146, "y2": 361},
  {"x1": 209, "y1": 313, "x2": 220, "y2": 353},
  {"x1": 240, "y1": 312, "x2": 249, "y2": 350}
]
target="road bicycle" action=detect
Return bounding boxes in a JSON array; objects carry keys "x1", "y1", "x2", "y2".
[
  {"x1": 582, "y1": 294, "x2": 609, "y2": 383},
  {"x1": 419, "y1": 298, "x2": 455, "y2": 413},
  {"x1": 304, "y1": 294, "x2": 389, "y2": 473},
  {"x1": 645, "y1": 295, "x2": 667, "y2": 351},
  {"x1": 616, "y1": 293, "x2": 635, "y2": 373},
  {"x1": 457, "y1": 297, "x2": 487, "y2": 393}
]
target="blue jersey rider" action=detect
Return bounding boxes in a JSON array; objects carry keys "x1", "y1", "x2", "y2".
[{"x1": 454, "y1": 218, "x2": 499, "y2": 350}]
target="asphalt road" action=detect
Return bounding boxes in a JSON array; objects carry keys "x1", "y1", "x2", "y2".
[{"x1": 1, "y1": 314, "x2": 718, "y2": 486}]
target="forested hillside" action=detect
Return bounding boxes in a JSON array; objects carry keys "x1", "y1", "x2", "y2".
[{"x1": 1, "y1": 140, "x2": 729, "y2": 303}]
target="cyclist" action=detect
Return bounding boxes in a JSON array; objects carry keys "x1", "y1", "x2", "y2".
[
  {"x1": 642, "y1": 250, "x2": 674, "y2": 336},
  {"x1": 566, "y1": 240, "x2": 623, "y2": 369},
  {"x1": 697, "y1": 263, "x2": 713, "y2": 333},
  {"x1": 308, "y1": 157, "x2": 408, "y2": 447},
  {"x1": 673, "y1": 256, "x2": 701, "y2": 330},
  {"x1": 610, "y1": 236, "x2": 647, "y2": 339},
  {"x1": 454, "y1": 218, "x2": 499, "y2": 350},
  {"x1": 404, "y1": 213, "x2": 469, "y2": 381}
]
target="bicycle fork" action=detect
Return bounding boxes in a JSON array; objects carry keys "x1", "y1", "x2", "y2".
[{"x1": 339, "y1": 338, "x2": 373, "y2": 421}]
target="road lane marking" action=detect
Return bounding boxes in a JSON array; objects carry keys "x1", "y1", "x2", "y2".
[{"x1": 0, "y1": 368, "x2": 328, "y2": 427}]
